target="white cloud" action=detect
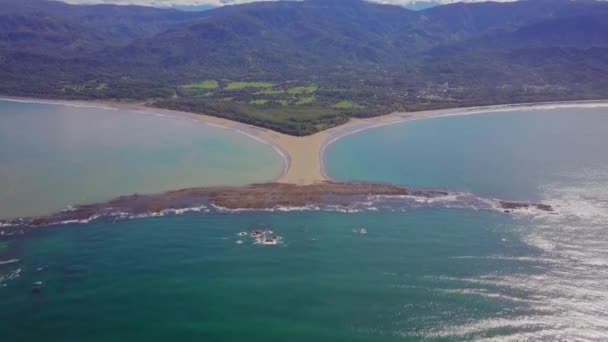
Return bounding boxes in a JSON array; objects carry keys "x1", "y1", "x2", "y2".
[
  {"x1": 57, "y1": 0, "x2": 517, "y2": 8},
  {"x1": 60, "y1": 0, "x2": 273, "y2": 6},
  {"x1": 59, "y1": 0, "x2": 266, "y2": 6}
]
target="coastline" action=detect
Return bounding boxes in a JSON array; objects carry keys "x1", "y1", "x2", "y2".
[
  {"x1": 0, "y1": 95, "x2": 292, "y2": 183},
  {"x1": 319, "y1": 99, "x2": 608, "y2": 181},
  {"x1": 2, "y1": 95, "x2": 608, "y2": 185}
]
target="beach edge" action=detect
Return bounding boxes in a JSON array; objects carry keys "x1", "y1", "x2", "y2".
[{"x1": 3, "y1": 95, "x2": 608, "y2": 186}]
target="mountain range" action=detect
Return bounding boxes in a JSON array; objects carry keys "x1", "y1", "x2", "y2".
[
  {"x1": 171, "y1": 0, "x2": 444, "y2": 11},
  {"x1": 1, "y1": 0, "x2": 608, "y2": 135}
]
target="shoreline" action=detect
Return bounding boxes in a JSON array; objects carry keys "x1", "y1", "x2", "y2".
[
  {"x1": 319, "y1": 99, "x2": 608, "y2": 180},
  {"x1": 2, "y1": 95, "x2": 608, "y2": 185},
  {"x1": 0, "y1": 95, "x2": 292, "y2": 183}
]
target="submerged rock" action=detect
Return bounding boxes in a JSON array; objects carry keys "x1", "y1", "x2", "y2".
[{"x1": 32, "y1": 281, "x2": 43, "y2": 293}]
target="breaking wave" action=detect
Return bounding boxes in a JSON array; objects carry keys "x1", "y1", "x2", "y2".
[
  {"x1": 421, "y1": 169, "x2": 608, "y2": 341},
  {"x1": 0, "y1": 190, "x2": 554, "y2": 231}
]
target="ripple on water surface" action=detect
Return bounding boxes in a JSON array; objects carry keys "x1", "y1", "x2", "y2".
[
  {"x1": 1, "y1": 105, "x2": 608, "y2": 341},
  {"x1": 325, "y1": 108, "x2": 608, "y2": 340}
]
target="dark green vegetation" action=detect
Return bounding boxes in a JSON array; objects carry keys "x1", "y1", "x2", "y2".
[
  {"x1": 165, "y1": 80, "x2": 355, "y2": 134},
  {"x1": 2, "y1": 0, "x2": 608, "y2": 135}
]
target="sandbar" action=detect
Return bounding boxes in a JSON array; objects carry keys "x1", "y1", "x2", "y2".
[{"x1": 2, "y1": 96, "x2": 608, "y2": 185}]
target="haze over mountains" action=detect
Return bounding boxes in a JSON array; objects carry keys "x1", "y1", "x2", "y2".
[
  {"x1": 172, "y1": 1, "x2": 443, "y2": 12},
  {"x1": 2, "y1": 0, "x2": 608, "y2": 134},
  {"x1": 55, "y1": 0, "x2": 468, "y2": 11}
]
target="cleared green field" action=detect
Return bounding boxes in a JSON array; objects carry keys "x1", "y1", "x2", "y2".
[
  {"x1": 287, "y1": 84, "x2": 318, "y2": 95},
  {"x1": 255, "y1": 88, "x2": 285, "y2": 95},
  {"x1": 155, "y1": 97, "x2": 350, "y2": 136},
  {"x1": 226, "y1": 82, "x2": 274, "y2": 90},
  {"x1": 332, "y1": 101, "x2": 363, "y2": 109},
  {"x1": 295, "y1": 96, "x2": 315, "y2": 105},
  {"x1": 156, "y1": 81, "x2": 378, "y2": 135},
  {"x1": 183, "y1": 80, "x2": 219, "y2": 90},
  {"x1": 250, "y1": 99, "x2": 269, "y2": 105}
]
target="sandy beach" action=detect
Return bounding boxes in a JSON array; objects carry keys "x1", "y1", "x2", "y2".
[{"x1": 2, "y1": 96, "x2": 608, "y2": 185}]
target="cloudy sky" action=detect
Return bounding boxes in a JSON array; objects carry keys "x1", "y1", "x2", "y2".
[{"x1": 58, "y1": 0, "x2": 516, "y2": 8}]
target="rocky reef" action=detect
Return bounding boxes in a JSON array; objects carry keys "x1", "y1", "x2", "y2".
[{"x1": 0, "y1": 182, "x2": 553, "y2": 231}]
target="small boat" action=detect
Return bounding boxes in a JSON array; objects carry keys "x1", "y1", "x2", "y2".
[{"x1": 237, "y1": 232, "x2": 247, "y2": 237}]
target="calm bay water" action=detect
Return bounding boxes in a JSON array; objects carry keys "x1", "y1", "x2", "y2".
[
  {"x1": 1, "y1": 105, "x2": 608, "y2": 340},
  {"x1": 327, "y1": 108, "x2": 608, "y2": 201},
  {"x1": 0, "y1": 100, "x2": 284, "y2": 219}
]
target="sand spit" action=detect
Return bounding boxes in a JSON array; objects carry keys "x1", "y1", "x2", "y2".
[
  {"x1": 2, "y1": 96, "x2": 608, "y2": 185},
  {"x1": 197, "y1": 99, "x2": 608, "y2": 184}
]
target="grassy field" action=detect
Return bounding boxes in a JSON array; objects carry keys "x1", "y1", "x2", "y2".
[
  {"x1": 226, "y1": 82, "x2": 274, "y2": 90},
  {"x1": 250, "y1": 99, "x2": 269, "y2": 105},
  {"x1": 295, "y1": 96, "x2": 316, "y2": 105},
  {"x1": 287, "y1": 84, "x2": 318, "y2": 95},
  {"x1": 332, "y1": 101, "x2": 363, "y2": 109},
  {"x1": 183, "y1": 80, "x2": 219, "y2": 90},
  {"x1": 158, "y1": 81, "x2": 372, "y2": 135}
]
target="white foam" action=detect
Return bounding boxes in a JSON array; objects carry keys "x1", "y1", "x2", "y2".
[
  {"x1": 0, "y1": 267, "x2": 21, "y2": 284},
  {"x1": 159, "y1": 205, "x2": 209, "y2": 216},
  {"x1": 0, "y1": 259, "x2": 19, "y2": 266},
  {"x1": 210, "y1": 203, "x2": 322, "y2": 213},
  {"x1": 450, "y1": 255, "x2": 559, "y2": 264},
  {"x1": 423, "y1": 170, "x2": 608, "y2": 340}
]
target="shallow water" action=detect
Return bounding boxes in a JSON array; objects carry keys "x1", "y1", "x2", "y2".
[
  {"x1": 1, "y1": 106, "x2": 608, "y2": 341},
  {"x1": 0, "y1": 100, "x2": 284, "y2": 219},
  {"x1": 327, "y1": 108, "x2": 608, "y2": 201}
]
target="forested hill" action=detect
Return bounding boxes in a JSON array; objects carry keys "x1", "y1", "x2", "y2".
[{"x1": 2, "y1": 0, "x2": 608, "y2": 135}]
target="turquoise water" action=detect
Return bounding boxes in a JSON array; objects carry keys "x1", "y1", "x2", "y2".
[
  {"x1": 0, "y1": 100, "x2": 284, "y2": 219},
  {"x1": 327, "y1": 108, "x2": 608, "y2": 201},
  {"x1": 1, "y1": 211, "x2": 531, "y2": 341},
  {"x1": 1, "y1": 106, "x2": 608, "y2": 340}
]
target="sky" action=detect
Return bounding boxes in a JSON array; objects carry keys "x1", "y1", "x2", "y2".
[{"x1": 58, "y1": 0, "x2": 517, "y2": 9}]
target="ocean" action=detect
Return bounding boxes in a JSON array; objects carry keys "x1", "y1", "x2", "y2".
[{"x1": 1, "y1": 103, "x2": 607, "y2": 340}]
